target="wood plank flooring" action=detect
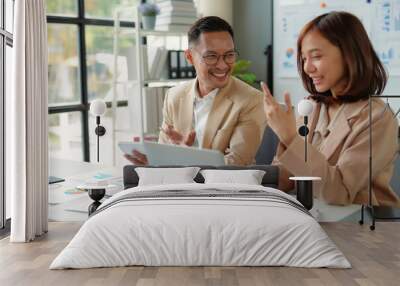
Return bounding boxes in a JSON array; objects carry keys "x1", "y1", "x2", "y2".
[{"x1": 0, "y1": 222, "x2": 399, "y2": 286}]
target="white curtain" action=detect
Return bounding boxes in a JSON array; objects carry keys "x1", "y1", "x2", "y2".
[{"x1": 8, "y1": 0, "x2": 48, "y2": 242}]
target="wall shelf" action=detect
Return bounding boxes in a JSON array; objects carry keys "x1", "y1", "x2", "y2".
[
  {"x1": 110, "y1": 5, "x2": 190, "y2": 165},
  {"x1": 116, "y1": 29, "x2": 187, "y2": 37}
]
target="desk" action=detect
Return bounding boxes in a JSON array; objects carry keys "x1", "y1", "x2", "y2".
[
  {"x1": 310, "y1": 199, "x2": 361, "y2": 222},
  {"x1": 49, "y1": 158, "x2": 107, "y2": 178},
  {"x1": 48, "y1": 159, "x2": 360, "y2": 222},
  {"x1": 48, "y1": 158, "x2": 123, "y2": 222}
]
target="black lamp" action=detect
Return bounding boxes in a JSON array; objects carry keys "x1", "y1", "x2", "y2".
[
  {"x1": 90, "y1": 99, "x2": 107, "y2": 162},
  {"x1": 290, "y1": 99, "x2": 320, "y2": 210},
  {"x1": 297, "y1": 99, "x2": 314, "y2": 162}
]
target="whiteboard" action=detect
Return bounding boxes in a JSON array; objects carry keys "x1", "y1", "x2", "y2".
[{"x1": 273, "y1": 0, "x2": 400, "y2": 116}]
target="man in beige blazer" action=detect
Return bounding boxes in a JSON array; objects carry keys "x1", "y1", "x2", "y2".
[
  {"x1": 126, "y1": 16, "x2": 266, "y2": 166},
  {"x1": 158, "y1": 76, "x2": 265, "y2": 165}
]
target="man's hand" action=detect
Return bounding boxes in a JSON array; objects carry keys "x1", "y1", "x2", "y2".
[
  {"x1": 125, "y1": 125, "x2": 196, "y2": 165},
  {"x1": 161, "y1": 125, "x2": 196, "y2": 147},
  {"x1": 124, "y1": 150, "x2": 148, "y2": 165},
  {"x1": 184, "y1": 130, "x2": 196, "y2": 146}
]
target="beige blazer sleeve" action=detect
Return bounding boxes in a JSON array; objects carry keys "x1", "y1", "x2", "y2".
[
  {"x1": 224, "y1": 94, "x2": 266, "y2": 165},
  {"x1": 274, "y1": 105, "x2": 399, "y2": 206}
]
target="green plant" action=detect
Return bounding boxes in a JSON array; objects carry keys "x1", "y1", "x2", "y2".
[{"x1": 232, "y1": 59, "x2": 257, "y2": 85}]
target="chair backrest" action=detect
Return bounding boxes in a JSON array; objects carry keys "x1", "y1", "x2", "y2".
[
  {"x1": 389, "y1": 147, "x2": 400, "y2": 195},
  {"x1": 255, "y1": 125, "x2": 280, "y2": 165}
]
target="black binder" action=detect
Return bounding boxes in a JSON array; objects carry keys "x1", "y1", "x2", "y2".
[
  {"x1": 168, "y1": 50, "x2": 196, "y2": 79},
  {"x1": 168, "y1": 50, "x2": 179, "y2": 79}
]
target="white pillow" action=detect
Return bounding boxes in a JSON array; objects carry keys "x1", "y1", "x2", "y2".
[
  {"x1": 135, "y1": 167, "x2": 200, "y2": 186},
  {"x1": 200, "y1": 169, "x2": 266, "y2": 185}
]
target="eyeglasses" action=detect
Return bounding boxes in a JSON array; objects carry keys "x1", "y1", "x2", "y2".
[{"x1": 192, "y1": 49, "x2": 238, "y2": 66}]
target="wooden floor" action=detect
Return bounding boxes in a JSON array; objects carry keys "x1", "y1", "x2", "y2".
[{"x1": 0, "y1": 222, "x2": 399, "y2": 286}]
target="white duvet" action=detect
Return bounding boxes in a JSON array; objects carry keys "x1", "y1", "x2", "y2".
[{"x1": 50, "y1": 183, "x2": 351, "y2": 269}]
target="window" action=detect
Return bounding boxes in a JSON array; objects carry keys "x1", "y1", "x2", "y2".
[
  {"x1": 46, "y1": 0, "x2": 140, "y2": 164},
  {"x1": 48, "y1": 24, "x2": 81, "y2": 105},
  {"x1": 1, "y1": 0, "x2": 14, "y2": 231},
  {"x1": 46, "y1": 0, "x2": 78, "y2": 17}
]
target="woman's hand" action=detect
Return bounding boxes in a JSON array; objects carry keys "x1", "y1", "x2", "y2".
[{"x1": 261, "y1": 82, "x2": 297, "y2": 147}]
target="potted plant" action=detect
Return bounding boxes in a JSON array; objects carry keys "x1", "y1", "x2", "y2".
[
  {"x1": 232, "y1": 60, "x2": 257, "y2": 86},
  {"x1": 138, "y1": 3, "x2": 160, "y2": 30}
]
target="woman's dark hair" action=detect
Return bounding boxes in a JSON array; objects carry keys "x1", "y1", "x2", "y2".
[
  {"x1": 297, "y1": 11, "x2": 387, "y2": 103},
  {"x1": 188, "y1": 16, "x2": 234, "y2": 46}
]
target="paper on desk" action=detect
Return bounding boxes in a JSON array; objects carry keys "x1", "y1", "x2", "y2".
[
  {"x1": 68, "y1": 169, "x2": 122, "y2": 181},
  {"x1": 49, "y1": 179, "x2": 87, "y2": 205}
]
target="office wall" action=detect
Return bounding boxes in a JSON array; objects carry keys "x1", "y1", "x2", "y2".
[
  {"x1": 233, "y1": 0, "x2": 272, "y2": 83},
  {"x1": 196, "y1": 0, "x2": 234, "y2": 25},
  {"x1": 273, "y1": 0, "x2": 400, "y2": 113}
]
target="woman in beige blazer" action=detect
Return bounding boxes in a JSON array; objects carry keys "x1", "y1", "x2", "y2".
[{"x1": 263, "y1": 11, "x2": 400, "y2": 207}]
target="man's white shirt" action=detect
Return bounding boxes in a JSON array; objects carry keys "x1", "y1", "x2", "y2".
[{"x1": 193, "y1": 87, "x2": 219, "y2": 147}]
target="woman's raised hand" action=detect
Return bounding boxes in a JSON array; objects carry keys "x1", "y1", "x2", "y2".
[{"x1": 261, "y1": 82, "x2": 297, "y2": 147}]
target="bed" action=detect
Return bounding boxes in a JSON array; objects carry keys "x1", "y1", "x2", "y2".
[{"x1": 50, "y1": 165, "x2": 350, "y2": 269}]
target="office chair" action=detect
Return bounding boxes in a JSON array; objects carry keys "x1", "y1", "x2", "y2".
[{"x1": 255, "y1": 125, "x2": 279, "y2": 165}]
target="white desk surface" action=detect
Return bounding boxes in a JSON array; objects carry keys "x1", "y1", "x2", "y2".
[
  {"x1": 310, "y1": 199, "x2": 360, "y2": 222},
  {"x1": 49, "y1": 158, "x2": 111, "y2": 178},
  {"x1": 49, "y1": 158, "x2": 360, "y2": 222},
  {"x1": 49, "y1": 158, "x2": 123, "y2": 222}
]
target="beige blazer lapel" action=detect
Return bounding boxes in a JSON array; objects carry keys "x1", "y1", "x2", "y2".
[
  {"x1": 176, "y1": 80, "x2": 196, "y2": 134},
  {"x1": 318, "y1": 100, "x2": 368, "y2": 160},
  {"x1": 320, "y1": 114, "x2": 351, "y2": 160},
  {"x1": 202, "y1": 79, "x2": 233, "y2": 148}
]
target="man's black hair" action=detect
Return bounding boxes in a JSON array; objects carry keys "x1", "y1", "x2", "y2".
[{"x1": 188, "y1": 16, "x2": 234, "y2": 46}]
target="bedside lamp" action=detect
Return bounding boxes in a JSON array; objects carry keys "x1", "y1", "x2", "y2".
[
  {"x1": 90, "y1": 99, "x2": 107, "y2": 162},
  {"x1": 297, "y1": 99, "x2": 313, "y2": 162},
  {"x1": 289, "y1": 99, "x2": 321, "y2": 210}
]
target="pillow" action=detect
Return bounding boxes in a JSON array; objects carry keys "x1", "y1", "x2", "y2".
[
  {"x1": 200, "y1": 169, "x2": 266, "y2": 185},
  {"x1": 135, "y1": 167, "x2": 201, "y2": 186}
]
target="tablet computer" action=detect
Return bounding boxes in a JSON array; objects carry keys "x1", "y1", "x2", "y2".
[{"x1": 119, "y1": 141, "x2": 225, "y2": 166}]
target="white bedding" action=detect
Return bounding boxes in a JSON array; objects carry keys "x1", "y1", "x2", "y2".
[{"x1": 50, "y1": 183, "x2": 351, "y2": 269}]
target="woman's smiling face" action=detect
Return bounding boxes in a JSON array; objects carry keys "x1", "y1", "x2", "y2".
[{"x1": 301, "y1": 29, "x2": 347, "y2": 97}]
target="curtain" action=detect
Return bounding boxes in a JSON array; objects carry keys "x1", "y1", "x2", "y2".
[{"x1": 8, "y1": 0, "x2": 48, "y2": 242}]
